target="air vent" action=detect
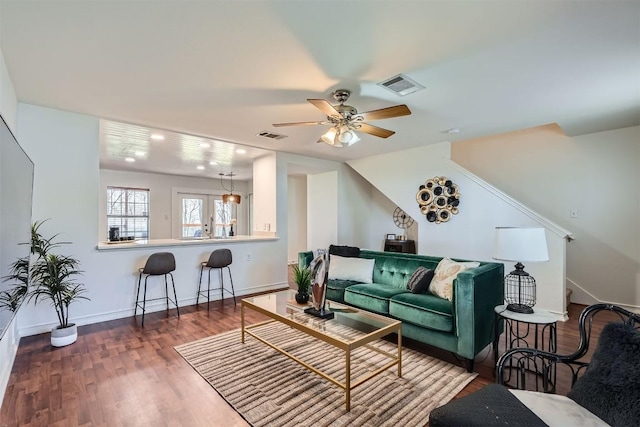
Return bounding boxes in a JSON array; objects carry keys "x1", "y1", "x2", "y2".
[
  {"x1": 377, "y1": 74, "x2": 425, "y2": 96},
  {"x1": 257, "y1": 130, "x2": 287, "y2": 140}
]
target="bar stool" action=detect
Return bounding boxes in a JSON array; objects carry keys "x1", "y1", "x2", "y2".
[
  {"x1": 135, "y1": 252, "x2": 180, "y2": 326},
  {"x1": 197, "y1": 249, "x2": 236, "y2": 309}
]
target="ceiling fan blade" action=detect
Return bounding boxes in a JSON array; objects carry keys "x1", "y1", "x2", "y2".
[
  {"x1": 356, "y1": 104, "x2": 411, "y2": 121},
  {"x1": 272, "y1": 121, "x2": 328, "y2": 127},
  {"x1": 307, "y1": 99, "x2": 340, "y2": 117},
  {"x1": 357, "y1": 123, "x2": 395, "y2": 138}
]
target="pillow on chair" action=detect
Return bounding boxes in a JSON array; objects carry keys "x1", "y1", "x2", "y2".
[{"x1": 567, "y1": 322, "x2": 640, "y2": 426}]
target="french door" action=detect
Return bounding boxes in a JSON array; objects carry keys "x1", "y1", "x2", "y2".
[{"x1": 179, "y1": 193, "x2": 232, "y2": 238}]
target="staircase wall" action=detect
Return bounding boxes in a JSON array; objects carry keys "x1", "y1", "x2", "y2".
[
  {"x1": 348, "y1": 141, "x2": 571, "y2": 318},
  {"x1": 452, "y1": 124, "x2": 640, "y2": 311}
]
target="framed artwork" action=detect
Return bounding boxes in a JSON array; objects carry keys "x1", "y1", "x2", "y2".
[{"x1": 386, "y1": 233, "x2": 397, "y2": 240}]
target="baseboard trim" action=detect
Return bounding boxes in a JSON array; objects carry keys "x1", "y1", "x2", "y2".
[{"x1": 18, "y1": 282, "x2": 288, "y2": 337}]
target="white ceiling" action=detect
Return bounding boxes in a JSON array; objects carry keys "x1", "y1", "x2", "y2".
[{"x1": 1, "y1": 1, "x2": 638, "y2": 178}]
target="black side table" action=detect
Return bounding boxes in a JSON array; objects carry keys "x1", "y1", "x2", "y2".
[{"x1": 493, "y1": 305, "x2": 558, "y2": 392}]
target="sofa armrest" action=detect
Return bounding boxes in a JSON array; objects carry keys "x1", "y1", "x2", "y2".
[
  {"x1": 454, "y1": 263, "x2": 504, "y2": 360},
  {"x1": 298, "y1": 251, "x2": 314, "y2": 269}
]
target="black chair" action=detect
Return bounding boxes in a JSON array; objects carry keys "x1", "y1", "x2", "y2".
[
  {"x1": 135, "y1": 252, "x2": 180, "y2": 326},
  {"x1": 197, "y1": 249, "x2": 236, "y2": 309},
  {"x1": 430, "y1": 304, "x2": 640, "y2": 426}
]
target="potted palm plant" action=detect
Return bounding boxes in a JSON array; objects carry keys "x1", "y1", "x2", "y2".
[
  {"x1": 26, "y1": 220, "x2": 88, "y2": 347},
  {"x1": 293, "y1": 264, "x2": 311, "y2": 304}
]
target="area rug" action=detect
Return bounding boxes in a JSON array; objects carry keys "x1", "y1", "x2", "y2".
[{"x1": 175, "y1": 322, "x2": 476, "y2": 427}]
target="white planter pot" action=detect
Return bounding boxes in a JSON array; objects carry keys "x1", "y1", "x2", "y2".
[{"x1": 51, "y1": 323, "x2": 77, "y2": 347}]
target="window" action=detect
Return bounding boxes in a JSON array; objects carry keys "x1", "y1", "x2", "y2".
[{"x1": 107, "y1": 187, "x2": 149, "y2": 239}]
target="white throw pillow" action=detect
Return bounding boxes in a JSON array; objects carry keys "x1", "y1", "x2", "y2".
[
  {"x1": 429, "y1": 257, "x2": 480, "y2": 301},
  {"x1": 328, "y1": 254, "x2": 374, "y2": 283}
]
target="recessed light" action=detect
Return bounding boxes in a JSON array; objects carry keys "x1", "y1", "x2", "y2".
[
  {"x1": 125, "y1": 157, "x2": 135, "y2": 162},
  {"x1": 197, "y1": 165, "x2": 205, "y2": 170},
  {"x1": 150, "y1": 133, "x2": 165, "y2": 141},
  {"x1": 134, "y1": 151, "x2": 145, "y2": 157},
  {"x1": 199, "y1": 142, "x2": 211, "y2": 148},
  {"x1": 446, "y1": 128, "x2": 461, "y2": 134},
  {"x1": 209, "y1": 161, "x2": 218, "y2": 166},
  {"x1": 236, "y1": 148, "x2": 246, "y2": 154}
]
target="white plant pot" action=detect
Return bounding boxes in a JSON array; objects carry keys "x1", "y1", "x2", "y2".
[{"x1": 51, "y1": 323, "x2": 78, "y2": 347}]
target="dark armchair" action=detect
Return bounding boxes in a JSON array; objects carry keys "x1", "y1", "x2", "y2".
[{"x1": 430, "y1": 304, "x2": 640, "y2": 426}]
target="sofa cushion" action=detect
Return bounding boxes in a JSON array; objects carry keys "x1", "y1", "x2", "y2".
[
  {"x1": 407, "y1": 266, "x2": 428, "y2": 291},
  {"x1": 344, "y1": 283, "x2": 409, "y2": 315},
  {"x1": 567, "y1": 322, "x2": 640, "y2": 426},
  {"x1": 389, "y1": 293, "x2": 454, "y2": 332},
  {"x1": 329, "y1": 244, "x2": 360, "y2": 258},
  {"x1": 329, "y1": 254, "x2": 374, "y2": 283},
  {"x1": 326, "y1": 278, "x2": 360, "y2": 303},
  {"x1": 430, "y1": 257, "x2": 480, "y2": 301}
]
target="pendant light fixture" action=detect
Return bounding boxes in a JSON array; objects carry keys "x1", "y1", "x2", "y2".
[{"x1": 219, "y1": 172, "x2": 241, "y2": 204}]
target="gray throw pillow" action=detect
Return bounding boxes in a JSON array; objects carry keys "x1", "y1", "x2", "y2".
[
  {"x1": 412, "y1": 269, "x2": 434, "y2": 294},
  {"x1": 407, "y1": 267, "x2": 429, "y2": 291},
  {"x1": 567, "y1": 322, "x2": 640, "y2": 426}
]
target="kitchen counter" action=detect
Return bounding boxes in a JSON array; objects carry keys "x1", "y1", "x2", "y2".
[{"x1": 97, "y1": 235, "x2": 278, "y2": 251}]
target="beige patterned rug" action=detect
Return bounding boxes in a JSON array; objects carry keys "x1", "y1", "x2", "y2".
[{"x1": 175, "y1": 322, "x2": 476, "y2": 427}]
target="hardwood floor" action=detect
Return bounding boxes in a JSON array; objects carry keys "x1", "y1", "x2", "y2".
[{"x1": 0, "y1": 277, "x2": 617, "y2": 426}]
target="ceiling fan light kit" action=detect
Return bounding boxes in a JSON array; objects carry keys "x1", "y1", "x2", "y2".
[{"x1": 273, "y1": 89, "x2": 411, "y2": 148}]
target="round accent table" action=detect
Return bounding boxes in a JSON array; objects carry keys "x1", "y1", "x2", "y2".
[{"x1": 493, "y1": 304, "x2": 558, "y2": 392}]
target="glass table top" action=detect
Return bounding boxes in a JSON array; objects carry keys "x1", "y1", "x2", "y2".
[{"x1": 242, "y1": 290, "x2": 400, "y2": 345}]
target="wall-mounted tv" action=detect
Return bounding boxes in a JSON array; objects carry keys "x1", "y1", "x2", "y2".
[{"x1": 0, "y1": 113, "x2": 34, "y2": 339}]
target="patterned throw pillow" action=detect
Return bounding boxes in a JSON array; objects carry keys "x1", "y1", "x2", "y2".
[
  {"x1": 429, "y1": 258, "x2": 480, "y2": 301},
  {"x1": 407, "y1": 267, "x2": 428, "y2": 291},
  {"x1": 412, "y1": 269, "x2": 435, "y2": 294}
]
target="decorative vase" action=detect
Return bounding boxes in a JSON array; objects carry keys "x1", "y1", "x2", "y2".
[
  {"x1": 51, "y1": 323, "x2": 77, "y2": 347},
  {"x1": 295, "y1": 291, "x2": 309, "y2": 304}
]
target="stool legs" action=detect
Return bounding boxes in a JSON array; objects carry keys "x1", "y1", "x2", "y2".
[
  {"x1": 135, "y1": 273, "x2": 179, "y2": 327},
  {"x1": 226, "y1": 266, "x2": 236, "y2": 307},
  {"x1": 196, "y1": 265, "x2": 236, "y2": 309}
]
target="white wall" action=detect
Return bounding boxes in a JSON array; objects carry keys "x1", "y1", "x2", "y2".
[
  {"x1": 100, "y1": 169, "x2": 249, "y2": 240},
  {"x1": 15, "y1": 103, "x2": 288, "y2": 337},
  {"x1": 452, "y1": 125, "x2": 640, "y2": 310},
  {"x1": 307, "y1": 171, "x2": 338, "y2": 251},
  {"x1": 349, "y1": 142, "x2": 570, "y2": 318},
  {"x1": 253, "y1": 154, "x2": 277, "y2": 234},
  {"x1": 0, "y1": 43, "x2": 19, "y2": 411},
  {"x1": 287, "y1": 175, "x2": 307, "y2": 263}
]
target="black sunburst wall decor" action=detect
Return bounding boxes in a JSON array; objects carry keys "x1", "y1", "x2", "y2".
[{"x1": 416, "y1": 176, "x2": 460, "y2": 224}]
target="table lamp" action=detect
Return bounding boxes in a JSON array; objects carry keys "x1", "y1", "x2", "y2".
[{"x1": 493, "y1": 227, "x2": 549, "y2": 314}]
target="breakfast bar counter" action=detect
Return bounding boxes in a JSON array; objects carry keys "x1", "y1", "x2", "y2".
[{"x1": 97, "y1": 235, "x2": 278, "y2": 251}]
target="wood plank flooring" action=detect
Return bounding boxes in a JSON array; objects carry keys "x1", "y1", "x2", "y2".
[{"x1": 0, "y1": 277, "x2": 618, "y2": 426}]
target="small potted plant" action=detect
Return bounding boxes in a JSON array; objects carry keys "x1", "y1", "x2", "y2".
[
  {"x1": 26, "y1": 220, "x2": 89, "y2": 347},
  {"x1": 293, "y1": 264, "x2": 311, "y2": 304}
]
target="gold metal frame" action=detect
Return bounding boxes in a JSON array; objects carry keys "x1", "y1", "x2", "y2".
[{"x1": 241, "y1": 297, "x2": 402, "y2": 411}]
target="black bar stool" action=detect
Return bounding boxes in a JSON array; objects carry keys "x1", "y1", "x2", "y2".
[
  {"x1": 197, "y1": 249, "x2": 236, "y2": 309},
  {"x1": 135, "y1": 252, "x2": 180, "y2": 326}
]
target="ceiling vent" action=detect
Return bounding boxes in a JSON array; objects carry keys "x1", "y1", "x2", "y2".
[
  {"x1": 257, "y1": 130, "x2": 287, "y2": 140},
  {"x1": 378, "y1": 74, "x2": 425, "y2": 96}
]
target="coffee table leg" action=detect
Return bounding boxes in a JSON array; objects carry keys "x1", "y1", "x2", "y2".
[
  {"x1": 241, "y1": 303, "x2": 245, "y2": 344},
  {"x1": 398, "y1": 328, "x2": 403, "y2": 377},
  {"x1": 345, "y1": 350, "x2": 351, "y2": 411}
]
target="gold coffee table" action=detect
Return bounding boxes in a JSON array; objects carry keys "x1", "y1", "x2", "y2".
[{"x1": 241, "y1": 290, "x2": 402, "y2": 411}]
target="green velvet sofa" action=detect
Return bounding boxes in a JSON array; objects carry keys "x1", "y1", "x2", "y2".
[{"x1": 298, "y1": 249, "x2": 504, "y2": 371}]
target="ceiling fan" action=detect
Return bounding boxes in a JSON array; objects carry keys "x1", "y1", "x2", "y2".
[{"x1": 272, "y1": 89, "x2": 411, "y2": 147}]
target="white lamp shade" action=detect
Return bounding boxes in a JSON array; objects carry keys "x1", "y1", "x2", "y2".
[
  {"x1": 321, "y1": 128, "x2": 343, "y2": 147},
  {"x1": 493, "y1": 227, "x2": 549, "y2": 262}
]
